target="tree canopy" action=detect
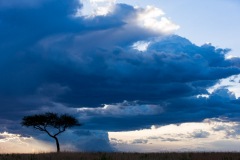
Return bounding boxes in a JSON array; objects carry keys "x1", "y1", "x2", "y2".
[{"x1": 22, "y1": 112, "x2": 81, "y2": 152}]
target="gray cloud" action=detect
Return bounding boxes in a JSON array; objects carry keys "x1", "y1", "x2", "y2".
[
  {"x1": 161, "y1": 138, "x2": 180, "y2": 142},
  {"x1": 147, "y1": 135, "x2": 180, "y2": 142},
  {"x1": 190, "y1": 130, "x2": 210, "y2": 138},
  {"x1": 65, "y1": 130, "x2": 115, "y2": 152},
  {"x1": 132, "y1": 139, "x2": 148, "y2": 144},
  {"x1": 77, "y1": 101, "x2": 164, "y2": 117}
]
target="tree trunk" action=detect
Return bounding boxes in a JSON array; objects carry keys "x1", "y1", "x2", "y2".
[{"x1": 53, "y1": 136, "x2": 60, "y2": 152}]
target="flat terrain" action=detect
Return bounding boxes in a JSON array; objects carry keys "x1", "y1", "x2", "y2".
[{"x1": 1, "y1": 152, "x2": 240, "y2": 160}]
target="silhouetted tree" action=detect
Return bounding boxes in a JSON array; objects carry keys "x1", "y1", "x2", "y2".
[{"x1": 21, "y1": 112, "x2": 81, "y2": 152}]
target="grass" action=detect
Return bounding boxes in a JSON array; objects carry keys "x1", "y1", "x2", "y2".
[{"x1": 0, "y1": 152, "x2": 240, "y2": 160}]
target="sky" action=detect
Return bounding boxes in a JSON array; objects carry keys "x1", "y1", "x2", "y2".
[
  {"x1": 118, "y1": 0, "x2": 240, "y2": 57},
  {"x1": 0, "y1": 0, "x2": 240, "y2": 153}
]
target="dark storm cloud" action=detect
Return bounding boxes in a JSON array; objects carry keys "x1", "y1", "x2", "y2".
[
  {"x1": 77, "y1": 88, "x2": 240, "y2": 131},
  {"x1": 43, "y1": 130, "x2": 115, "y2": 152},
  {"x1": 31, "y1": 36, "x2": 240, "y2": 108},
  {"x1": 0, "y1": 0, "x2": 240, "y2": 137}
]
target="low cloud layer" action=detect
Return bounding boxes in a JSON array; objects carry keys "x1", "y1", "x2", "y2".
[
  {"x1": 0, "y1": 132, "x2": 55, "y2": 153},
  {"x1": 0, "y1": 0, "x2": 240, "y2": 152},
  {"x1": 109, "y1": 118, "x2": 240, "y2": 152}
]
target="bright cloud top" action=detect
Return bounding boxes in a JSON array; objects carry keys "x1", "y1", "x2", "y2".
[
  {"x1": 80, "y1": 0, "x2": 179, "y2": 35},
  {"x1": 134, "y1": 6, "x2": 179, "y2": 34},
  {"x1": 132, "y1": 41, "x2": 151, "y2": 51},
  {"x1": 80, "y1": 0, "x2": 116, "y2": 16}
]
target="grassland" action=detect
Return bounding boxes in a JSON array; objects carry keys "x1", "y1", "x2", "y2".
[{"x1": 0, "y1": 152, "x2": 240, "y2": 160}]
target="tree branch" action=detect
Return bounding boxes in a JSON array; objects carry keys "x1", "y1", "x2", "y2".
[
  {"x1": 54, "y1": 126, "x2": 66, "y2": 137},
  {"x1": 44, "y1": 128, "x2": 55, "y2": 138},
  {"x1": 34, "y1": 125, "x2": 45, "y2": 131}
]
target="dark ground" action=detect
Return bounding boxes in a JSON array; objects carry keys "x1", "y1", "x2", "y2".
[{"x1": 0, "y1": 152, "x2": 240, "y2": 160}]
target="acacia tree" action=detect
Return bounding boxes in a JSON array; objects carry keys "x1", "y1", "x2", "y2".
[{"x1": 21, "y1": 112, "x2": 81, "y2": 152}]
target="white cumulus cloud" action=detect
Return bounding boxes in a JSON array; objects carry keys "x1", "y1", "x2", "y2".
[
  {"x1": 80, "y1": 0, "x2": 116, "y2": 16},
  {"x1": 80, "y1": 1, "x2": 179, "y2": 35},
  {"x1": 132, "y1": 6, "x2": 180, "y2": 34}
]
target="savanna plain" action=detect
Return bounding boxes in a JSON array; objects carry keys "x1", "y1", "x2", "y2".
[{"x1": 0, "y1": 152, "x2": 240, "y2": 160}]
